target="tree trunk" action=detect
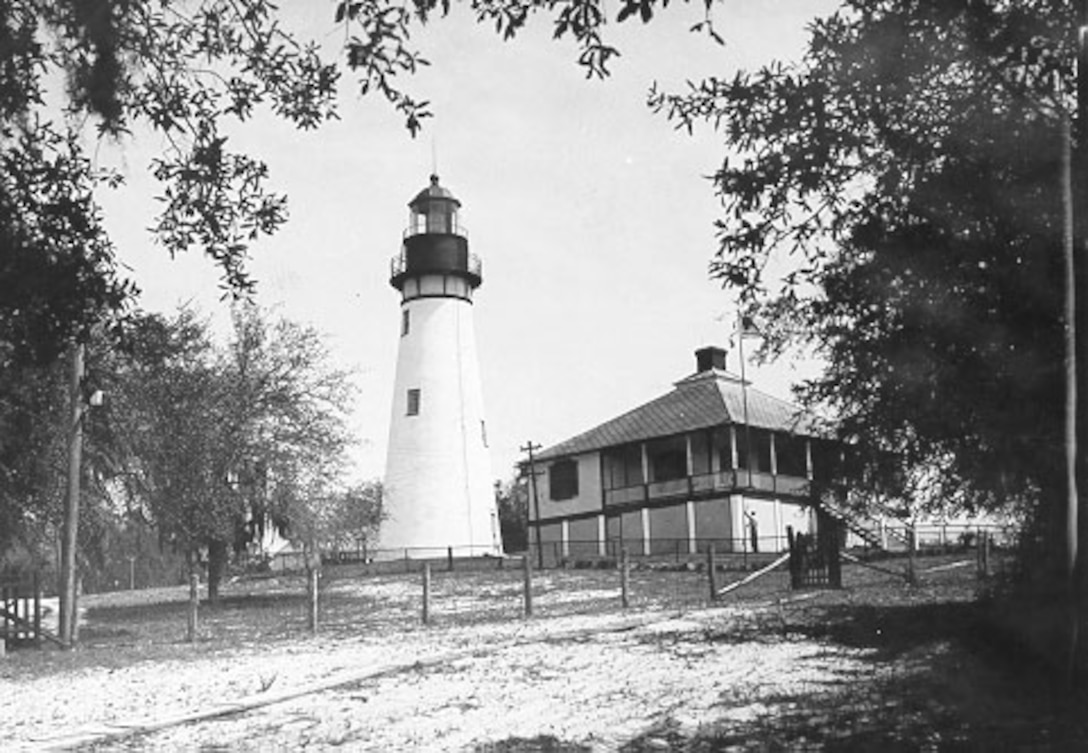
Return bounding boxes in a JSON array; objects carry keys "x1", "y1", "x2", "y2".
[
  {"x1": 1075, "y1": 9, "x2": 1088, "y2": 683},
  {"x1": 207, "y1": 539, "x2": 228, "y2": 604}
]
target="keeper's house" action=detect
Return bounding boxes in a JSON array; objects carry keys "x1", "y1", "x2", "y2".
[{"x1": 528, "y1": 347, "x2": 836, "y2": 562}]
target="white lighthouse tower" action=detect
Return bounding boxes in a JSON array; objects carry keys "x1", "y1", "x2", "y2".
[{"x1": 380, "y1": 175, "x2": 500, "y2": 558}]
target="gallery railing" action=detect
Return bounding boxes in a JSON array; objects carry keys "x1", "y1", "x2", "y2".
[{"x1": 602, "y1": 469, "x2": 809, "y2": 507}]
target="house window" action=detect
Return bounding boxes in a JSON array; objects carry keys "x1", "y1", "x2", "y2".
[
  {"x1": 401, "y1": 309, "x2": 410, "y2": 336},
  {"x1": 406, "y1": 388, "x2": 421, "y2": 416},
  {"x1": 549, "y1": 459, "x2": 579, "y2": 501}
]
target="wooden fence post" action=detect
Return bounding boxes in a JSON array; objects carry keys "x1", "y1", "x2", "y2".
[
  {"x1": 422, "y1": 563, "x2": 431, "y2": 625},
  {"x1": 906, "y1": 527, "x2": 917, "y2": 584},
  {"x1": 447, "y1": 546, "x2": 454, "y2": 572},
  {"x1": 786, "y1": 526, "x2": 799, "y2": 590},
  {"x1": 186, "y1": 572, "x2": 199, "y2": 643},
  {"x1": 977, "y1": 530, "x2": 991, "y2": 578},
  {"x1": 707, "y1": 545, "x2": 719, "y2": 601},
  {"x1": 308, "y1": 567, "x2": 319, "y2": 634},
  {"x1": 827, "y1": 523, "x2": 843, "y2": 589},
  {"x1": 522, "y1": 554, "x2": 533, "y2": 618},
  {"x1": 404, "y1": 549, "x2": 410, "y2": 574},
  {"x1": 621, "y1": 547, "x2": 630, "y2": 609},
  {"x1": 33, "y1": 571, "x2": 41, "y2": 649}
]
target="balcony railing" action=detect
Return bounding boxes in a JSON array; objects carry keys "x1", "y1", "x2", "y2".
[
  {"x1": 389, "y1": 251, "x2": 482, "y2": 280},
  {"x1": 603, "y1": 469, "x2": 811, "y2": 507}
]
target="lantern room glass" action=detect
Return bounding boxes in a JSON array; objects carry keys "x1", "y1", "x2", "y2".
[{"x1": 409, "y1": 199, "x2": 458, "y2": 236}]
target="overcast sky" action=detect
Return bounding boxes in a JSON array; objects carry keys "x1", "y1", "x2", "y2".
[{"x1": 94, "y1": 0, "x2": 838, "y2": 484}]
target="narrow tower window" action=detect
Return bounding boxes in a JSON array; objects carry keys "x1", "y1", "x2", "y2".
[
  {"x1": 407, "y1": 388, "x2": 421, "y2": 416},
  {"x1": 401, "y1": 309, "x2": 410, "y2": 336}
]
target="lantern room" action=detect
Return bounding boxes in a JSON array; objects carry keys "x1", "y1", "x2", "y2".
[
  {"x1": 407, "y1": 174, "x2": 464, "y2": 237},
  {"x1": 391, "y1": 174, "x2": 481, "y2": 294}
]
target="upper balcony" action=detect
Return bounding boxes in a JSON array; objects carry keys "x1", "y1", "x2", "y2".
[
  {"x1": 389, "y1": 234, "x2": 482, "y2": 291},
  {"x1": 603, "y1": 469, "x2": 812, "y2": 508}
]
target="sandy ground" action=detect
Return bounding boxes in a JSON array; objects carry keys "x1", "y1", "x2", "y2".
[
  {"x1": 2, "y1": 577, "x2": 876, "y2": 752},
  {"x1": 101, "y1": 610, "x2": 867, "y2": 751},
  {"x1": 7, "y1": 560, "x2": 1044, "y2": 751}
]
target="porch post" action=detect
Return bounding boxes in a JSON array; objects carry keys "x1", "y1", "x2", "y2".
[{"x1": 686, "y1": 500, "x2": 697, "y2": 555}]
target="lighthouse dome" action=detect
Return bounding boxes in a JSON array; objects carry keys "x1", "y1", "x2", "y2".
[{"x1": 409, "y1": 174, "x2": 461, "y2": 210}]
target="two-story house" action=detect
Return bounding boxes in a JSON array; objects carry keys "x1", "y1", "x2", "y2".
[{"x1": 527, "y1": 347, "x2": 836, "y2": 563}]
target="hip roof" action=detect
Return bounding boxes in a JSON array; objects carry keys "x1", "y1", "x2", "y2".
[{"x1": 536, "y1": 370, "x2": 821, "y2": 462}]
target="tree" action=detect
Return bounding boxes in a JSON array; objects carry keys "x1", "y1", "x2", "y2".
[
  {"x1": 103, "y1": 306, "x2": 356, "y2": 601},
  {"x1": 651, "y1": 0, "x2": 1085, "y2": 677},
  {"x1": 650, "y1": 0, "x2": 1074, "y2": 511},
  {"x1": 106, "y1": 309, "x2": 229, "y2": 578},
  {"x1": 1, "y1": 1, "x2": 343, "y2": 598},
  {"x1": 495, "y1": 477, "x2": 529, "y2": 554},
  {"x1": 215, "y1": 306, "x2": 355, "y2": 584},
  {"x1": 289, "y1": 481, "x2": 384, "y2": 555}
]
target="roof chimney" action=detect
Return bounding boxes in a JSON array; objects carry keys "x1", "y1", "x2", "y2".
[{"x1": 695, "y1": 346, "x2": 727, "y2": 373}]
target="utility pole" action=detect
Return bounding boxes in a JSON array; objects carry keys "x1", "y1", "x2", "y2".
[
  {"x1": 737, "y1": 312, "x2": 757, "y2": 489},
  {"x1": 520, "y1": 441, "x2": 544, "y2": 569},
  {"x1": 59, "y1": 342, "x2": 85, "y2": 648}
]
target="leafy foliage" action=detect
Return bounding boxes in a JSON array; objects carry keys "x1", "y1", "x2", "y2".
[
  {"x1": 0, "y1": 122, "x2": 132, "y2": 368},
  {"x1": 2, "y1": 0, "x2": 340, "y2": 365},
  {"x1": 218, "y1": 305, "x2": 356, "y2": 551},
  {"x1": 651, "y1": 0, "x2": 1076, "y2": 516},
  {"x1": 0, "y1": 356, "x2": 68, "y2": 554},
  {"x1": 289, "y1": 481, "x2": 384, "y2": 553},
  {"x1": 495, "y1": 476, "x2": 529, "y2": 553},
  {"x1": 98, "y1": 306, "x2": 356, "y2": 595}
]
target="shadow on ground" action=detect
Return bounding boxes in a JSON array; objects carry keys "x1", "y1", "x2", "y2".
[
  {"x1": 474, "y1": 735, "x2": 592, "y2": 752},
  {"x1": 622, "y1": 600, "x2": 1088, "y2": 752}
]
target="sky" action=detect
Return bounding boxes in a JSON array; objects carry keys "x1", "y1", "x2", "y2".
[{"x1": 94, "y1": 0, "x2": 839, "y2": 484}]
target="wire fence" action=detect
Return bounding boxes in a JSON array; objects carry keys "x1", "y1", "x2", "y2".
[
  {"x1": 311, "y1": 555, "x2": 747, "y2": 638},
  {"x1": 32, "y1": 532, "x2": 1007, "y2": 655},
  {"x1": 241, "y1": 522, "x2": 1010, "y2": 579},
  {"x1": 305, "y1": 532, "x2": 1004, "y2": 636},
  {"x1": 101, "y1": 524, "x2": 1008, "y2": 648}
]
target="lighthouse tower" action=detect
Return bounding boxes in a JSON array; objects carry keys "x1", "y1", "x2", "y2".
[{"x1": 381, "y1": 175, "x2": 500, "y2": 557}]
